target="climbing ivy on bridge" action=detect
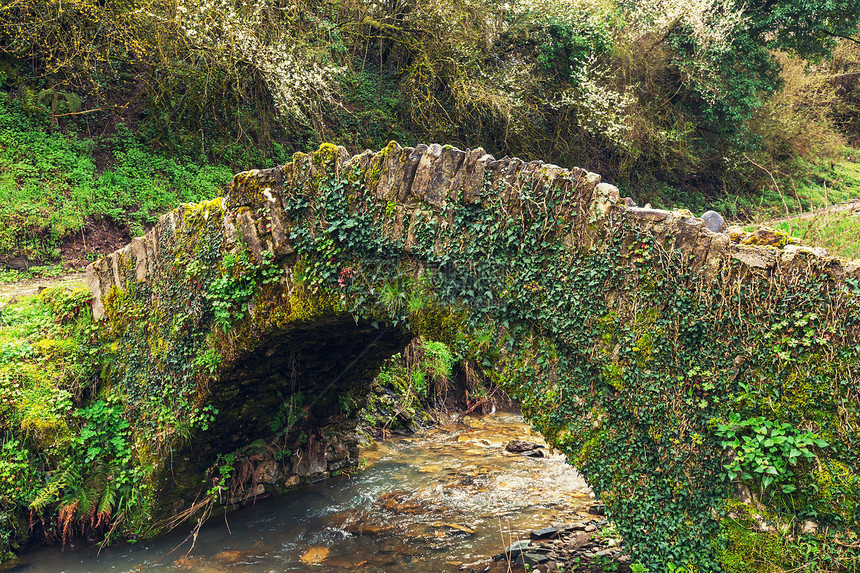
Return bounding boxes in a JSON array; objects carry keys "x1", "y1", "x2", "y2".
[
  {"x1": 271, "y1": 151, "x2": 860, "y2": 571},
  {"x1": 72, "y1": 143, "x2": 860, "y2": 572}
]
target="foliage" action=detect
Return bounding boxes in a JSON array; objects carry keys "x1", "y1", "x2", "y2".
[
  {"x1": 715, "y1": 413, "x2": 828, "y2": 494},
  {"x1": 0, "y1": 95, "x2": 233, "y2": 260},
  {"x1": 2, "y1": 0, "x2": 857, "y2": 226},
  {"x1": 206, "y1": 250, "x2": 283, "y2": 331},
  {"x1": 771, "y1": 209, "x2": 860, "y2": 261},
  {"x1": 361, "y1": 338, "x2": 457, "y2": 431},
  {"x1": 173, "y1": 0, "x2": 342, "y2": 122},
  {"x1": 263, "y1": 147, "x2": 860, "y2": 571},
  {"x1": 0, "y1": 286, "x2": 154, "y2": 558},
  {"x1": 7, "y1": 139, "x2": 860, "y2": 569}
]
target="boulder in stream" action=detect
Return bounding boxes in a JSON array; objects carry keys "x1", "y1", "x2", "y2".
[{"x1": 505, "y1": 439, "x2": 544, "y2": 453}]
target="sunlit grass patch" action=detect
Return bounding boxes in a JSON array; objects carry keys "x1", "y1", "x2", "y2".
[{"x1": 772, "y1": 209, "x2": 860, "y2": 260}]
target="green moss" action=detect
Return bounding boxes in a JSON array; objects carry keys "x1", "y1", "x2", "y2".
[
  {"x1": 183, "y1": 196, "x2": 224, "y2": 229},
  {"x1": 102, "y1": 285, "x2": 144, "y2": 337},
  {"x1": 718, "y1": 504, "x2": 790, "y2": 573},
  {"x1": 288, "y1": 287, "x2": 339, "y2": 322},
  {"x1": 228, "y1": 171, "x2": 265, "y2": 207},
  {"x1": 603, "y1": 361, "x2": 625, "y2": 391},
  {"x1": 812, "y1": 460, "x2": 857, "y2": 521},
  {"x1": 740, "y1": 227, "x2": 799, "y2": 248},
  {"x1": 366, "y1": 140, "x2": 400, "y2": 190},
  {"x1": 408, "y1": 302, "x2": 462, "y2": 344},
  {"x1": 311, "y1": 142, "x2": 340, "y2": 167}
]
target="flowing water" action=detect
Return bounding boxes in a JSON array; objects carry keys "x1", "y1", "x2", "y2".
[{"x1": 19, "y1": 413, "x2": 594, "y2": 572}]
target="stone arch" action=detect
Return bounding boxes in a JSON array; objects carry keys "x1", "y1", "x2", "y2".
[{"x1": 87, "y1": 142, "x2": 860, "y2": 569}]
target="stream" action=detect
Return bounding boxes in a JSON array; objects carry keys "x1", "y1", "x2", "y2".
[{"x1": 18, "y1": 413, "x2": 594, "y2": 572}]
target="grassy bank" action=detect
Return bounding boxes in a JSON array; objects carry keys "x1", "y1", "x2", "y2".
[{"x1": 0, "y1": 94, "x2": 233, "y2": 264}]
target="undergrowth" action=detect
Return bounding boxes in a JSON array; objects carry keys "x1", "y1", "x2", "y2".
[
  {"x1": 0, "y1": 94, "x2": 233, "y2": 262},
  {"x1": 0, "y1": 286, "x2": 154, "y2": 560}
]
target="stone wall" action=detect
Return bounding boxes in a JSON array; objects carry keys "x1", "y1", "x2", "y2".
[{"x1": 88, "y1": 142, "x2": 860, "y2": 320}]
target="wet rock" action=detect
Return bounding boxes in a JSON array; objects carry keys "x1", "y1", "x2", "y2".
[
  {"x1": 505, "y1": 439, "x2": 543, "y2": 453},
  {"x1": 596, "y1": 548, "x2": 617, "y2": 557},
  {"x1": 324, "y1": 556, "x2": 369, "y2": 569},
  {"x1": 516, "y1": 552, "x2": 551, "y2": 567},
  {"x1": 299, "y1": 546, "x2": 330, "y2": 565},
  {"x1": 215, "y1": 549, "x2": 262, "y2": 565},
  {"x1": 522, "y1": 448, "x2": 548, "y2": 458},
  {"x1": 494, "y1": 539, "x2": 532, "y2": 561},
  {"x1": 531, "y1": 525, "x2": 564, "y2": 540},
  {"x1": 587, "y1": 503, "x2": 605, "y2": 516},
  {"x1": 459, "y1": 559, "x2": 491, "y2": 571},
  {"x1": 701, "y1": 210, "x2": 726, "y2": 233},
  {"x1": 377, "y1": 490, "x2": 426, "y2": 514},
  {"x1": 506, "y1": 539, "x2": 532, "y2": 554},
  {"x1": 253, "y1": 460, "x2": 278, "y2": 483}
]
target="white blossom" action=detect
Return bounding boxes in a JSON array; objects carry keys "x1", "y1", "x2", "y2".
[{"x1": 173, "y1": 0, "x2": 341, "y2": 121}]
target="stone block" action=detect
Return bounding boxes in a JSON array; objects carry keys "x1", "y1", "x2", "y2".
[
  {"x1": 732, "y1": 245, "x2": 777, "y2": 270},
  {"x1": 412, "y1": 145, "x2": 466, "y2": 206},
  {"x1": 701, "y1": 210, "x2": 726, "y2": 233},
  {"x1": 451, "y1": 148, "x2": 491, "y2": 203},
  {"x1": 86, "y1": 264, "x2": 105, "y2": 320},
  {"x1": 590, "y1": 182, "x2": 620, "y2": 221},
  {"x1": 625, "y1": 207, "x2": 671, "y2": 223},
  {"x1": 254, "y1": 460, "x2": 279, "y2": 484},
  {"x1": 129, "y1": 237, "x2": 147, "y2": 282},
  {"x1": 373, "y1": 142, "x2": 412, "y2": 202},
  {"x1": 266, "y1": 187, "x2": 294, "y2": 255},
  {"x1": 673, "y1": 217, "x2": 704, "y2": 254}
]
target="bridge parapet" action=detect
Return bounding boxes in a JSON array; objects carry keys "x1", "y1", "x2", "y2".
[{"x1": 88, "y1": 142, "x2": 860, "y2": 322}]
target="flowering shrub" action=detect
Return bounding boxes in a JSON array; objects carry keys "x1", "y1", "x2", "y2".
[{"x1": 173, "y1": 0, "x2": 342, "y2": 121}]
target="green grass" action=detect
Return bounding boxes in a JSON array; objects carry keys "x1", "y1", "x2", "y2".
[
  {"x1": 750, "y1": 151, "x2": 860, "y2": 220},
  {"x1": 772, "y1": 210, "x2": 860, "y2": 260},
  {"x1": 0, "y1": 95, "x2": 234, "y2": 262},
  {"x1": 741, "y1": 151, "x2": 860, "y2": 260},
  {"x1": 0, "y1": 264, "x2": 69, "y2": 284}
]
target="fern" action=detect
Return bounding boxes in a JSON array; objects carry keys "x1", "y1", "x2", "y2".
[
  {"x1": 57, "y1": 500, "x2": 78, "y2": 547},
  {"x1": 95, "y1": 478, "x2": 116, "y2": 529},
  {"x1": 28, "y1": 467, "x2": 69, "y2": 512}
]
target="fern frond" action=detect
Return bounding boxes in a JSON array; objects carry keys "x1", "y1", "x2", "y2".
[
  {"x1": 29, "y1": 468, "x2": 69, "y2": 512},
  {"x1": 58, "y1": 499, "x2": 79, "y2": 548},
  {"x1": 96, "y1": 481, "x2": 116, "y2": 529}
]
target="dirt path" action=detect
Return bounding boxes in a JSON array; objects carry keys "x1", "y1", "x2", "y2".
[
  {"x1": 0, "y1": 273, "x2": 87, "y2": 302},
  {"x1": 765, "y1": 198, "x2": 860, "y2": 225}
]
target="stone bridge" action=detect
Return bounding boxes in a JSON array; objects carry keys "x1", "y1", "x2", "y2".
[{"x1": 86, "y1": 142, "x2": 860, "y2": 568}]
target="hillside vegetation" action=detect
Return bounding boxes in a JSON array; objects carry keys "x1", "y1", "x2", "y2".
[
  {"x1": 1, "y1": 0, "x2": 860, "y2": 571},
  {"x1": 1, "y1": 0, "x2": 859, "y2": 265}
]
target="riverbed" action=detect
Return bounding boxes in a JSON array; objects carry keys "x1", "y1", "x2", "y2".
[{"x1": 19, "y1": 413, "x2": 594, "y2": 572}]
